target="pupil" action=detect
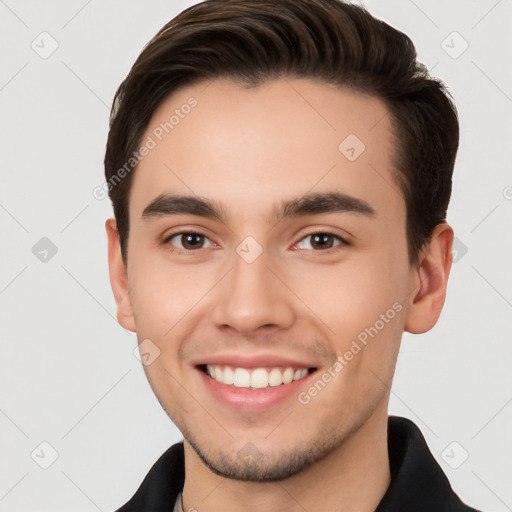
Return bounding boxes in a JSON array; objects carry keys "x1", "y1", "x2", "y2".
[
  {"x1": 183, "y1": 233, "x2": 203, "y2": 249},
  {"x1": 312, "y1": 234, "x2": 332, "y2": 249}
]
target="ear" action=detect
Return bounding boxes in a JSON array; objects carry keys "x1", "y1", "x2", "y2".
[
  {"x1": 106, "y1": 218, "x2": 136, "y2": 332},
  {"x1": 404, "y1": 222, "x2": 454, "y2": 334}
]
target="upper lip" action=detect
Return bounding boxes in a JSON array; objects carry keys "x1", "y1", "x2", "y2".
[{"x1": 191, "y1": 353, "x2": 320, "y2": 369}]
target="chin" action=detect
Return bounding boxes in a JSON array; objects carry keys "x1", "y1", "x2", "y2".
[{"x1": 185, "y1": 430, "x2": 344, "y2": 482}]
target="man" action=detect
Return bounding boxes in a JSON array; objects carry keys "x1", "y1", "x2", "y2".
[{"x1": 104, "y1": 0, "x2": 481, "y2": 510}]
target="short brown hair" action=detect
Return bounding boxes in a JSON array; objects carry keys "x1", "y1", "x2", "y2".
[{"x1": 104, "y1": 0, "x2": 459, "y2": 264}]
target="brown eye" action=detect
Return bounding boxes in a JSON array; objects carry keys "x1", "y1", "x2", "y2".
[
  {"x1": 296, "y1": 232, "x2": 347, "y2": 251},
  {"x1": 310, "y1": 233, "x2": 334, "y2": 250},
  {"x1": 167, "y1": 232, "x2": 214, "y2": 252}
]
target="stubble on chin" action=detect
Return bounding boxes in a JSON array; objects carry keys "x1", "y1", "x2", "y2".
[{"x1": 183, "y1": 419, "x2": 363, "y2": 483}]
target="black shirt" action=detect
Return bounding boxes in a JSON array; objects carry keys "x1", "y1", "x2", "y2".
[{"x1": 115, "y1": 415, "x2": 482, "y2": 511}]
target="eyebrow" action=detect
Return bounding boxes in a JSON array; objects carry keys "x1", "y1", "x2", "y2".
[{"x1": 141, "y1": 192, "x2": 376, "y2": 223}]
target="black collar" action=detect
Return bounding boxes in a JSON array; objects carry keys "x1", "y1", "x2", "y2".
[
  {"x1": 375, "y1": 416, "x2": 480, "y2": 511},
  {"x1": 115, "y1": 415, "x2": 481, "y2": 511}
]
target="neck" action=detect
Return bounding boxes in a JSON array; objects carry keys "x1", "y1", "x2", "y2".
[{"x1": 182, "y1": 406, "x2": 391, "y2": 512}]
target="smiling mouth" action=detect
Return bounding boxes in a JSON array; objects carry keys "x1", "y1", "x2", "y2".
[{"x1": 198, "y1": 364, "x2": 316, "y2": 390}]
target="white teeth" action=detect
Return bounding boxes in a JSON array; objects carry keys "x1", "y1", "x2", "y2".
[
  {"x1": 268, "y1": 368, "x2": 282, "y2": 387},
  {"x1": 233, "y1": 368, "x2": 250, "y2": 388},
  {"x1": 223, "y1": 366, "x2": 235, "y2": 385},
  {"x1": 205, "y1": 365, "x2": 311, "y2": 389},
  {"x1": 282, "y1": 367, "x2": 294, "y2": 384},
  {"x1": 250, "y1": 368, "x2": 269, "y2": 389}
]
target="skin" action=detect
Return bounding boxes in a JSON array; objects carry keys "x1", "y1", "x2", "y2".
[{"x1": 107, "y1": 78, "x2": 453, "y2": 512}]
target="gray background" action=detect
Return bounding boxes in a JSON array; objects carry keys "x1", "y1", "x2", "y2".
[{"x1": 1, "y1": 0, "x2": 511, "y2": 510}]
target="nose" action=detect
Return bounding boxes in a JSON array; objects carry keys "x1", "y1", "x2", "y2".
[{"x1": 211, "y1": 247, "x2": 296, "y2": 336}]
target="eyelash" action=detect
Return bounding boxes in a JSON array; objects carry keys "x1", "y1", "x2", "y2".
[
  {"x1": 294, "y1": 230, "x2": 350, "y2": 252},
  {"x1": 162, "y1": 230, "x2": 350, "y2": 255}
]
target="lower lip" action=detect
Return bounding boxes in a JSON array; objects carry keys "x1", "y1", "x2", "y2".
[{"x1": 197, "y1": 368, "x2": 315, "y2": 411}]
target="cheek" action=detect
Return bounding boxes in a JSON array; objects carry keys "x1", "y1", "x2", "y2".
[
  {"x1": 286, "y1": 253, "x2": 407, "y2": 340},
  {"x1": 291, "y1": 259, "x2": 406, "y2": 412},
  {"x1": 127, "y1": 253, "x2": 210, "y2": 335}
]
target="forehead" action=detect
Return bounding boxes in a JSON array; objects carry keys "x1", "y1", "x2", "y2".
[{"x1": 130, "y1": 78, "x2": 404, "y2": 223}]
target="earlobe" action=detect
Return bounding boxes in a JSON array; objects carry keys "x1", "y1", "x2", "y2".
[
  {"x1": 404, "y1": 223, "x2": 454, "y2": 334},
  {"x1": 106, "y1": 218, "x2": 136, "y2": 332}
]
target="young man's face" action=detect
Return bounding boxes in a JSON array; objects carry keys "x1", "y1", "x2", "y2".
[{"x1": 108, "y1": 78, "x2": 449, "y2": 480}]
